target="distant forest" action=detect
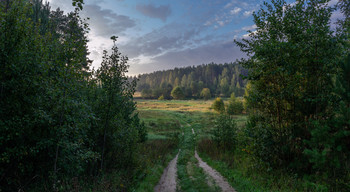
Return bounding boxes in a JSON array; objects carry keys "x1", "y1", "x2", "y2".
[{"x1": 133, "y1": 62, "x2": 248, "y2": 99}]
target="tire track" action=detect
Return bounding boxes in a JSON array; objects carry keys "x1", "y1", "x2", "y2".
[
  {"x1": 154, "y1": 151, "x2": 179, "y2": 192},
  {"x1": 192, "y1": 126, "x2": 236, "y2": 192}
]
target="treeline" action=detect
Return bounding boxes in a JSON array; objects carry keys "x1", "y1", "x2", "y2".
[
  {"x1": 134, "y1": 63, "x2": 248, "y2": 99},
  {"x1": 221, "y1": 0, "x2": 348, "y2": 190},
  {"x1": 0, "y1": 1, "x2": 145, "y2": 191}
]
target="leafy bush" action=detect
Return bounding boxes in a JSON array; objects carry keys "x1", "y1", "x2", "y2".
[
  {"x1": 200, "y1": 88, "x2": 211, "y2": 100},
  {"x1": 243, "y1": 113, "x2": 278, "y2": 167},
  {"x1": 212, "y1": 115, "x2": 237, "y2": 151},
  {"x1": 158, "y1": 95, "x2": 165, "y2": 100},
  {"x1": 227, "y1": 93, "x2": 244, "y2": 115},
  {"x1": 212, "y1": 97, "x2": 225, "y2": 113},
  {"x1": 171, "y1": 86, "x2": 185, "y2": 99}
]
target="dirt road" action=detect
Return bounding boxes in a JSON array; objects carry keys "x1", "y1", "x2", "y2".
[
  {"x1": 195, "y1": 150, "x2": 236, "y2": 192},
  {"x1": 154, "y1": 123, "x2": 236, "y2": 192},
  {"x1": 154, "y1": 152, "x2": 179, "y2": 192},
  {"x1": 192, "y1": 127, "x2": 236, "y2": 192}
]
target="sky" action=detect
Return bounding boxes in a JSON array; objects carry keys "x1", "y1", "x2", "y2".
[{"x1": 46, "y1": 0, "x2": 340, "y2": 76}]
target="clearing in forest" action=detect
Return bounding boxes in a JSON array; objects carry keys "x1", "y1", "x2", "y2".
[{"x1": 137, "y1": 99, "x2": 240, "y2": 191}]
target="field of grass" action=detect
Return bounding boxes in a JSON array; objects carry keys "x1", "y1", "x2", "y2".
[
  {"x1": 196, "y1": 138, "x2": 326, "y2": 192},
  {"x1": 135, "y1": 98, "x2": 324, "y2": 191},
  {"x1": 136, "y1": 99, "x2": 214, "y2": 112},
  {"x1": 135, "y1": 98, "x2": 250, "y2": 191},
  {"x1": 136, "y1": 99, "x2": 219, "y2": 191},
  {"x1": 136, "y1": 98, "x2": 247, "y2": 139}
]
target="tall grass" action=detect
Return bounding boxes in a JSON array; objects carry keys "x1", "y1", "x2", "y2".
[
  {"x1": 133, "y1": 139, "x2": 179, "y2": 191},
  {"x1": 197, "y1": 138, "x2": 332, "y2": 192}
]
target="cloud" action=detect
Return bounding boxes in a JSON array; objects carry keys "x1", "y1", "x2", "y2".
[
  {"x1": 230, "y1": 7, "x2": 242, "y2": 15},
  {"x1": 119, "y1": 22, "x2": 203, "y2": 60},
  {"x1": 204, "y1": 0, "x2": 260, "y2": 29},
  {"x1": 243, "y1": 10, "x2": 254, "y2": 17},
  {"x1": 328, "y1": 0, "x2": 338, "y2": 7},
  {"x1": 81, "y1": 5, "x2": 135, "y2": 37},
  {"x1": 217, "y1": 20, "x2": 225, "y2": 26},
  {"x1": 242, "y1": 24, "x2": 257, "y2": 31},
  {"x1": 136, "y1": 4, "x2": 171, "y2": 22},
  {"x1": 47, "y1": 0, "x2": 74, "y2": 12},
  {"x1": 224, "y1": 2, "x2": 234, "y2": 9},
  {"x1": 204, "y1": 20, "x2": 212, "y2": 26},
  {"x1": 128, "y1": 40, "x2": 246, "y2": 75},
  {"x1": 47, "y1": 0, "x2": 247, "y2": 76}
]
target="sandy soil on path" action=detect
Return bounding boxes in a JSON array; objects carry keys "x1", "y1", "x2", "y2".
[
  {"x1": 195, "y1": 150, "x2": 236, "y2": 192},
  {"x1": 154, "y1": 152, "x2": 179, "y2": 192}
]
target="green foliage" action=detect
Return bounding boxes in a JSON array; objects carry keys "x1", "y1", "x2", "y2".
[
  {"x1": 220, "y1": 77, "x2": 230, "y2": 97},
  {"x1": 226, "y1": 93, "x2": 244, "y2": 115},
  {"x1": 171, "y1": 86, "x2": 185, "y2": 100},
  {"x1": 211, "y1": 97, "x2": 225, "y2": 113},
  {"x1": 160, "y1": 82, "x2": 173, "y2": 99},
  {"x1": 158, "y1": 95, "x2": 165, "y2": 100},
  {"x1": 243, "y1": 113, "x2": 278, "y2": 166},
  {"x1": 233, "y1": 0, "x2": 349, "y2": 190},
  {"x1": 212, "y1": 115, "x2": 237, "y2": 151},
  {"x1": 72, "y1": 0, "x2": 84, "y2": 11},
  {"x1": 337, "y1": 0, "x2": 350, "y2": 38},
  {"x1": 235, "y1": 0, "x2": 342, "y2": 166},
  {"x1": 243, "y1": 81, "x2": 252, "y2": 111},
  {"x1": 200, "y1": 88, "x2": 211, "y2": 100},
  {"x1": 133, "y1": 139, "x2": 178, "y2": 191},
  {"x1": 303, "y1": 54, "x2": 350, "y2": 189},
  {"x1": 93, "y1": 37, "x2": 144, "y2": 170},
  {"x1": 0, "y1": 1, "x2": 145, "y2": 191},
  {"x1": 141, "y1": 88, "x2": 152, "y2": 98},
  {"x1": 136, "y1": 63, "x2": 248, "y2": 99}
]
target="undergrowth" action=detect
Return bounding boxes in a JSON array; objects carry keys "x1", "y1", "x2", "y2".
[{"x1": 197, "y1": 139, "x2": 337, "y2": 192}]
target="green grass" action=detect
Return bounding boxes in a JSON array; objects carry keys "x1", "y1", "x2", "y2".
[
  {"x1": 196, "y1": 138, "x2": 331, "y2": 192},
  {"x1": 135, "y1": 99, "x2": 248, "y2": 191},
  {"x1": 176, "y1": 115, "x2": 218, "y2": 192},
  {"x1": 136, "y1": 99, "x2": 214, "y2": 113},
  {"x1": 137, "y1": 99, "x2": 225, "y2": 191},
  {"x1": 138, "y1": 110, "x2": 182, "y2": 139},
  {"x1": 197, "y1": 151, "x2": 268, "y2": 192},
  {"x1": 135, "y1": 99, "x2": 339, "y2": 192},
  {"x1": 133, "y1": 139, "x2": 179, "y2": 191}
]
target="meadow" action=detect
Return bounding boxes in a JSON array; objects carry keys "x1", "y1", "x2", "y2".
[
  {"x1": 135, "y1": 99, "x2": 216, "y2": 191},
  {"x1": 134, "y1": 98, "x2": 335, "y2": 191},
  {"x1": 136, "y1": 98, "x2": 247, "y2": 139},
  {"x1": 134, "y1": 98, "x2": 251, "y2": 191}
]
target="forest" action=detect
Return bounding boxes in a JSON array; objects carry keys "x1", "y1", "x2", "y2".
[
  {"x1": 0, "y1": 0, "x2": 146, "y2": 191},
  {"x1": 1, "y1": 0, "x2": 349, "y2": 191},
  {"x1": 134, "y1": 63, "x2": 248, "y2": 99},
  {"x1": 232, "y1": 0, "x2": 350, "y2": 190}
]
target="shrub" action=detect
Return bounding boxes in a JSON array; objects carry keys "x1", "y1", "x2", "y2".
[
  {"x1": 158, "y1": 95, "x2": 165, "y2": 100},
  {"x1": 212, "y1": 115, "x2": 237, "y2": 151},
  {"x1": 227, "y1": 93, "x2": 244, "y2": 115},
  {"x1": 200, "y1": 88, "x2": 211, "y2": 100},
  {"x1": 171, "y1": 86, "x2": 185, "y2": 100},
  {"x1": 211, "y1": 97, "x2": 225, "y2": 113},
  {"x1": 227, "y1": 101, "x2": 243, "y2": 115}
]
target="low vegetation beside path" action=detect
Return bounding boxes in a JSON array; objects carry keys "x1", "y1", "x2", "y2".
[{"x1": 137, "y1": 97, "x2": 349, "y2": 191}]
